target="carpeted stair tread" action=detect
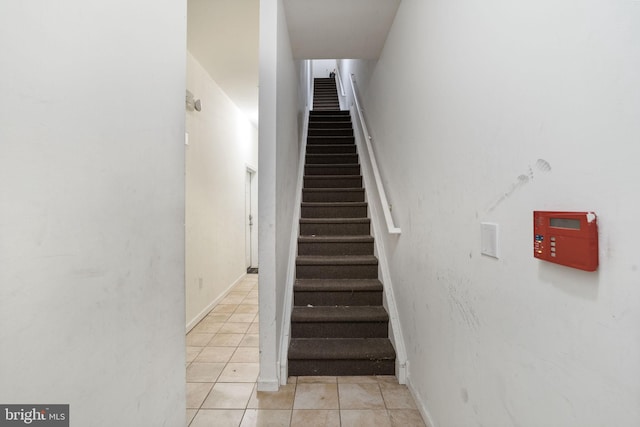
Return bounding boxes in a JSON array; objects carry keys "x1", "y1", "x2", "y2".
[
  {"x1": 296, "y1": 255, "x2": 378, "y2": 265},
  {"x1": 306, "y1": 154, "x2": 359, "y2": 163},
  {"x1": 294, "y1": 278, "x2": 383, "y2": 292},
  {"x1": 310, "y1": 109, "x2": 349, "y2": 114},
  {"x1": 292, "y1": 306, "x2": 389, "y2": 322},
  {"x1": 304, "y1": 164, "x2": 361, "y2": 175},
  {"x1": 306, "y1": 145, "x2": 356, "y2": 154},
  {"x1": 299, "y1": 218, "x2": 370, "y2": 225},
  {"x1": 302, "y1": 188, "x2": 364, "y2": 195},
  {"x1": 301, "y1": 201, "x2": 367, "y2": 207},
  {"x1": 303, "y1": 188, "x2": 364, "y2": 193},
  {"x1": 288, "y1": 338, "x2": 395, "y2": 360},
  {"x1": 298, "y1": 235, "x2": 373, "y2": 243},
  {"x1": 307, "y1": 136, "x2": 355, "y2": 144}
]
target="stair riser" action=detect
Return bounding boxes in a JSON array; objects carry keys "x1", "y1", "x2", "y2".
[
  {"x1": 306, "y1": 145, "x2": 356, "y2": 154},
  {"x1": 304, "y1": 165, "x2": 360, "y2": 176},
  {"x1": 308, "y1": 122, "x2": 353, "y2": 129},
  {"x1": 288, "y1": 359, "x2": 395, "y2": 376},
  {"x1": 305, "y1": 155, "x2": 358, "y2": 164},
  {"x1": 302, "y1": 190, "x2": 364, "y2": 203},
  {"x1": 307, "y1": 137, "x2": 355, "y2": 145},
  {"x1": 300, "y1": 222, "x2": 370, "y2": 236},
  {"x1": 304, "y1": 176, "x2": 362, "y2": 188},
  {"x1": 298, "y1": 241, "x2": 374, "y2": 256},
  {"x1": 310, "y1": 110, "x2": 349, "y2": 115},
  {"x1": 301, "y1": 205, "x2": 367, "y2": 218},
  {"x1": 291, "y1": 322, "x2": 388, "y2": 339},
  {"x1": 296, "y1": 264, "x2": 378, "y2": 279},
  {"x1": 294, "y1": 291, "x2": 382, "y2": 307},
  {"x1": 309, "y1": 118, "x2": 351, "y2": 124},
  {"x1": 308, "y1": 129, "x2": 354, "y2": 137}
]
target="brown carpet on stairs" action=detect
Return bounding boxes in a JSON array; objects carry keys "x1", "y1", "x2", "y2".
[{"x1": 288, "y1": 77, "x2": 396, "y2": 376}]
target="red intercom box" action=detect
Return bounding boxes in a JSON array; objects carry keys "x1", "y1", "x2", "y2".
[{"x1": 533, "y1": 211, "x2": 599, "y2": 271}]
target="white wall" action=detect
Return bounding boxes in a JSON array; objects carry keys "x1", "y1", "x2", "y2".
[
  {"x1": 258, "y1": 0, "x2": 306, "y2": 390},
  {"x1": 185, "y1": 52, "x2": 259, "y2": 329},
  {"x1": 340, "y1": 1, "x2": 640, "y2": 426},
  {"x1": 312, "y1": 59, "x2": 337, "y2": 79},
  {"x1": 0, "y1": 1, "x2": 186, "y2": 426}
]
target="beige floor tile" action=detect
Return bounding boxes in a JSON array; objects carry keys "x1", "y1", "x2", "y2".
[
  {"x1": 221, "y1": 293, "x2": 249, "y2": 305},
  {"x1": 201, "y1": 382, "x2": 255, "y2": 409},
  {"x1": 233, "y1": 284, "x2": 255, "y2": 292},
  {"x1": 192, "y1": 320, "x2": 224, "y2": 334},
  {"x1": 340, "y1": 409, "x2": 392, "y2": 427},
  {"x1": 235, "y1": 304, "x2": 259, "y2": 314},
  {"x1": 186, "y1": 382, "x2": 214, "y2": 408},
  {"x1": 212, "y1": 304, "x2": 238, "y2": 313},
  {"x1": 376, "y1": 376, "x2": 398, "y2": 383},
  {"x1": 186, "y1": 409, "x2": 198, "y2": 426},
  {"x1": 195, "y1": 346, "x2": 236, "y2": 363},
  {"x1": 339, "y1": 383, "x2": 385, "y2": 410},
  {"x1": 247, "y1": 322, "x2": 259, "y2": 334},
  {"x1": 219, "y1": 322, "x2": 251, "y2": 334},
  {"x1": 187, "y1": 363, "x2": 225, "y2": 383},
  {"x1": 291, "y1": 410, "x2": 340, "y2": 427},
  {"x1": 230, "y1": 347, "x2": 260, "y2": 363},
  {"x1": 209, "y1": 334, "x2": 245, "y2": 347},
  {"x1": 187, "y1": 346, "x2": 203, "y2": 363},
  {"x1": 247, "y1": 384, "x2": 296, "y2": 409},
  {"x1": 389, "y1": 409, "x2": 426, "y2": 427},
  {"x1": 207, "y1": 312, "x2": 233, "y2": 323},
  {"x1": 239, "y1": 409, "x2": 291, "y2": 427},
  {"x1": 242, "y1": 297, "x2": 259, "y2": 305},
  {"x1": 379, "y1": 383, "x2": 417, "y2": 409},
  {"x1": 189, "y1": 409, "x2": 244, "y2": 427},
  {"x1": 287, "y1": 376, "x2": 297, "y2": 384},
  {"x1": 186, "y1": 333, "x2": 214, "y2": 347},
  {"x1": 297, "y1": 376, "x2": 337, "y2": 384},
  {"x1": 239, "y1": 334, "x2": 259, "y2": 347},
  {"x1": 228, "y1": 313, "x2": 257, "y2": 323},
  {"x1": 218, "y1": 363, "x2": 260, "y2": 383},
  {"x1": 338, "y1": 376, "x2": 379, "y2": 384},
  {"x1": 293, "y1": 384, "x2": 339, "y2": 409},
  {"x1": 247, "y1": 291, "x2": 259, "y2": 298}
]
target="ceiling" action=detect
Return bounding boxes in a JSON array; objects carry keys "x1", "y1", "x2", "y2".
[{"x1": 187, "y1": 0, "x2": 401, "y2": 125}]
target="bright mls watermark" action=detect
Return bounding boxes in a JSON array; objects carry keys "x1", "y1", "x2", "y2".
[{"x1": 0, "y1": 405, "x2": 68, "y2": 426}]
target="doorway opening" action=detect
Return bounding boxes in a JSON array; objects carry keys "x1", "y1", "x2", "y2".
[{"x1": 245, "y1": 167, "x2": 258, "y2": 274}]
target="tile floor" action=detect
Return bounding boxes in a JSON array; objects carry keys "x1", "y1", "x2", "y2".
[{"x1": 186, "y1": 274, "x2": 426, "y2": 427}]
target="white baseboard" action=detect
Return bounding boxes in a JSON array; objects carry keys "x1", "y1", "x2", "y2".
[
  {"x1": 406, "y1": 375, "x2": 437, "y2": 427},
  {"x1": 185, "y1": 272, "x2": 248, "y2": 333},
  {"x1": 257, "y1": 378, "x2": 279, "y2": 392}
]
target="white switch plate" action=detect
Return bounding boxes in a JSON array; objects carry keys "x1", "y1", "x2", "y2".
[{"x1": 481, "y1": 222, "x2": 499, "y2": 258}]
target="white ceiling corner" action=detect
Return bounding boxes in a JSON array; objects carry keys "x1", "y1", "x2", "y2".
[{"x1": 186, "y1": 0, "x2": 400, "y2": 125}]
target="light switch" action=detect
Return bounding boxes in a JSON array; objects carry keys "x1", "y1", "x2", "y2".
[{"x1": 481, "y1": 222, "x2": 499, "y2": 259}]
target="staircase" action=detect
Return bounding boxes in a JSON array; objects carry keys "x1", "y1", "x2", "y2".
[
  {"x1": 288, "y1": 78, "x2": 396, "y2": 376},
  {"x1": 312, "y1": 77, "x2": 340, "y2": 110}
]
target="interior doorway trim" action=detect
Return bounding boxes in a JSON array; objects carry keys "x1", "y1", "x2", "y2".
[{"x1": 245, "y1": 165, "x2": 258, "y2": 273}]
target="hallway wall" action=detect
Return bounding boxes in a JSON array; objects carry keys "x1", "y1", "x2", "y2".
[
  {"x1": 0, "y1": 1, "x2": 186, "y2": 425},
  {"x1": 185, "y1": 52, "x2": 259, "y2": 329},
  {"x1": 339, "y1": 0, "x2": 640, "y2": 426},
  {"x1": 259, "y1": 0, "x2": 307, "y2": 390}
]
